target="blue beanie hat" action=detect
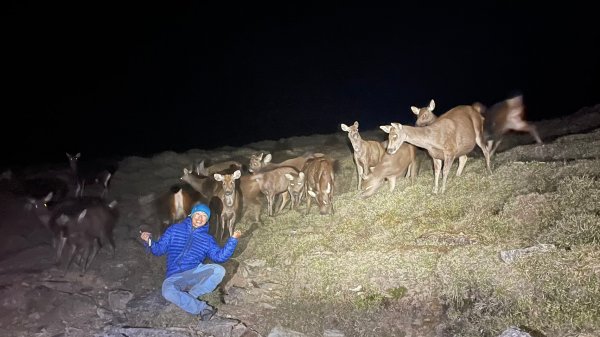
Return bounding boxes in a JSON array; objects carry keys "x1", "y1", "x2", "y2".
[{"x1": 190, "y1": 203, "x2": 211, "y2": 218}]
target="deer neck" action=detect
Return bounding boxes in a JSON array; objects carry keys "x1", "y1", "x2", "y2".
[
  {"x1": 403, "y1": 125, "x2": 436, "y2": 150},
  {"x1": 224, "y1": 189, "x2": 236, "y2": 207},
  {"x1": 350, "y1": 136, "x2": 365, "y2": 154}
]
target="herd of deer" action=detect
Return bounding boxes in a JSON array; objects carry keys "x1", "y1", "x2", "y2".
[
  {"x1": 13, "y1": 153, "x2": 119, "y2": 275},
  {"x1": 346, "y1": 95, "x2": 542, "y2": 195},
  {"x1": 14, "y1": 95, "x2": 540, "y2": 275},
  {"x1": 175, "y1": 151, "x2": 336, "y2": 242}
]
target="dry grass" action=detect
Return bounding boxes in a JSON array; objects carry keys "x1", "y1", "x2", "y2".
[{"x1": 228, "y1": 126, "x2": 600, "y2": 336}]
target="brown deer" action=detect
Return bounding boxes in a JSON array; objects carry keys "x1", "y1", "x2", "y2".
[
  {"x1": 181, "y1": 167, "x2": 262, "y2": 223},
  {"x1": 284, "y1": 171, "x2": 306, "y2": 210},
  {"x1": 382, "y1": 104, "x2": 491, "y2": 194},
  {"x1": 361, "y1": 143, "x2": 418, "y2": 198},
  {"x1": 340, "y1": 121, "x2": 386, "y2": 190},
  {"x1": 413, "y1": 97, "x2": 542, "y2": 157},
  {"x1": 248, "y1": 152, "x2": 314, "y2": 173},
  {"x1": 160, "y1": 184, "x2": 203, "y2": 235},
  {"x1": 195, "y1": 160, "x2": 242, "y2": 176},
  {"x1": 482, "y1": 95, "x2": 543, "y2": 156},
  {"x1": 213, "y1": 170, "x2": 242, "y2": 241},
  {"x1": 252, "y1": 166, "x2": 299, "y2": 216},
  {"x1": 303, "y1": 156, "x2": 335, "y2": 215}
]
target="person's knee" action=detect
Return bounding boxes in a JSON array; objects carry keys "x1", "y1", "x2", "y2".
[
  {"x1": 162, "y1": 282, "x2": 177, "y2": 302},
  {"x1": 211, "y1": 264, "x2": 226, "y2": 280}
]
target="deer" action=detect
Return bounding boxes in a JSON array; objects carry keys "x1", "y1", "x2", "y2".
[
  {"x1": 195, "y1": 160, "x2": 243, "y2": 176},
  {"x1": 180, "y1": 167, "x2": 220, "y2": 201},
  {"x1": 252, "y1": 166, "x2": 299, "y2": 216},
  {"x1": 303, "y1": 156, "x2": 335, "y2": 215},
  {"x1": 340, "y1": 121, "x2": 386, "y2": 191},
  {"x1": 27, "y1": 192, "x2": 117, "y2": 274},
  {"x1": 284, "y1": 171, "x2": 306, "y2": 210},
  {"x1": 413, "y1": 97, "x2": 542, "y2": 157},
  {"x1": 66, "y1": 152, "x2": 113, "y2": 198},
  {"x1": 361, "y1": 143, "x2": 418, "y2": 198},
  {"x1": 213, "y1": 170, "x2": 242, "y2": 241},
  {"x1": 248, "y1": 152, "x2": 315, "y2": 174},
  {"x1": 59, "y1": 200, "x2": 118, "y2": 275},
  {"x1": 159, "y1": 184, "x2": 204, "y2": 235},
  {"x1": 181, "y1": 167, "x2": 262, "y2": 223},
  {"x1": 382, "y1": 103, "x2": 491, "y2": 194},
  {"x1": 481, "y1": 95, "x2": 543, "y2": 156}
]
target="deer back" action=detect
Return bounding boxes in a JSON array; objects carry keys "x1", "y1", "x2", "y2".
[{"x1": 303, "y1": 157, "x2": 335, "y2": 214}]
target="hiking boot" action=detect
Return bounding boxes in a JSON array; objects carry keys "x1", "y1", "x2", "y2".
[{"x1": 199, "y1": 306, "x2": 217, "y2": 321}]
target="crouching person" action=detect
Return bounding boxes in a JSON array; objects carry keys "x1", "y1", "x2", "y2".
[{"x1": 139, "y1": 203, "x2": 241, "y2": 320}]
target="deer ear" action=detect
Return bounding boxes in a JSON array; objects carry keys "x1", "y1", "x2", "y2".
[
  {"x1": 264, "y1": 154, "x2": 272, "y2": 164},
  {"x1": 353, "y1": 121, "x2": 359, "y2": 127},
  {"x1": 391, "y1": 122, "x2": 402, "y2": 129},
  {"x1": 340, "y1": 123, "x2": 348, "y2": 131},
  {"x1": 233, "y1": 170, "x2": 241, "y2": 180},
  {"x1": 410, "y1": 106, "x2": 419, "y2": 115},
  {"x1": 429, "y1": 99, "x2": 435, "y2": 111},
  {"x1": 214, "y1": 173, "x2": 224, "y2": 182},
  {"x1": 78, "y1": 209, "x2": 87, "y2": 222},
  {"x1": 75, "y1": 153, "x2": 81, "y2": 158},
  {"x1": 299, "y1": 172, "x2": 304, "y2": 179},
  {"x1": 380, "y1": 125, "x2": 391, "y2": 133}
]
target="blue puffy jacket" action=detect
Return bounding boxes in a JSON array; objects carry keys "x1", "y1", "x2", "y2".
[{"x1": 147, "y1": 217, "x2": 238, "y2": 278}]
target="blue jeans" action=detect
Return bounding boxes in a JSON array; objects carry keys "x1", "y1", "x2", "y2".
[{"x1": 161, "y1": 264, "x2": 226, "y2": 315}]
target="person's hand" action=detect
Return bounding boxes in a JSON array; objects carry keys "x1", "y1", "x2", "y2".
[
  {"x1": 140, "y1": 231, "x2": 152, "y2": 243},
  {"x1": 232, "y1": 230, "x2": 242, "y2": 239}
]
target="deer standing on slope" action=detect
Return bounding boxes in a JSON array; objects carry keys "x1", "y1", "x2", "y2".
[
  {"x1": 340, "y1": 121, "x2": 386, "y2": 191},
  {"x1": 213, "y1": 170, "x2": 242, "y2": 242},
  {"x1": 382, "y1": 103, "x2": 491, "y2": 194},
  {"x1": 413, "y1": 97, "x2": 542, "y2": 158},
  {"x1": 66, "y1": 152, "x2": 113, "y2": 198}
]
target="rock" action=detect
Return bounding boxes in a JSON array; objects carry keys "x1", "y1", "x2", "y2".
[
  {"x1": 267, "y1": 326, "x2": 306, "y2": 337},
  {"x1": 499, "y1": 244, "x2": 557, "y2": 263},
  {"x1": 97, "y1": 326, "x2": 192, "y2": 337},
  {"x1": 323, "y1": 329, "x2": 345, "y2": 337},
  {"x1": 200, "y1": 319, "x2": 250, "y2": 337},
  {"x1": 497, "y1": 326, "x2": 533, "y2": 337},
  {"x1": 108, "y1": 290, "x2": 134, "y2": 311}
]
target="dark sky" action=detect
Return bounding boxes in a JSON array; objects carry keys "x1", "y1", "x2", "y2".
[{"x1": 4, "y1": 2, "x2": 599, "y2": 166}]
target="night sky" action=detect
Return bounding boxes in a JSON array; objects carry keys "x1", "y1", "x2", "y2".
[{"x1": 4, "y1": 2, "x2": 599, "y2": 167}]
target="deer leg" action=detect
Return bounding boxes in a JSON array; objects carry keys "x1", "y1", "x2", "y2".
[
  {"x1": 277, "y1": 192, "x2": 289, "y2": 214},
  {"x1": 228, "y1": 218, "x2": 235, "y2": 239},
  {"x1": 267, "y1": 195, "x2": 274, "y2": 217},
  {"x1": 388, "y1": 176, "x2": 397, "y2": 192},
  {"x1": 83, "y1": 239, "x2": 100, "y2": 275},
  {"x1": 441, "y1": 156, "x2": 455, "y2": 194},
  {"x1": 219, "y1": 217, "x2": 225, "y2": 243},
  {"x1": 410, "y1": 160, "x2": 418, "y2": 184},
  {"x1": 476, "y1": 134, "x2": 493, "y2": 174},
  {"x1": 64, "y1": 244, "x2": 78, "y2": 275},
  {"x1": 432, "y1": 158, "x2": 442, "y2": 194},
  {"x1": 56, "y1": 235, "x2": 68, "y2": 263},
  {"x1": 456, "y1": 155, "x2": 468, "y2": 176},
  {"x1": 356, "y1": 163, "x2": 363, "y2": 190},
  {"x1": 515, "y1": 123, "x2": 543, "y2": 144}
]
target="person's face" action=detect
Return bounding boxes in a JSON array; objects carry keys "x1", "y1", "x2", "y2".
[{"x1": 192, "y1": 212, "x2": 208, "y2": 228}]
